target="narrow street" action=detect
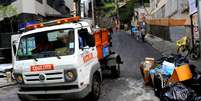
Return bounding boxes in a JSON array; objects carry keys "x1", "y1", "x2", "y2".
[
  {"x1": 99, "y1": 31, "x2": 161, "y2": 101},
  {"x1": 0, "y1": 31, "x2": 161, "y2": 101}
]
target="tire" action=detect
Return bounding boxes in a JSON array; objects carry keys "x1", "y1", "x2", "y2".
[
  {"x1": 89, "y1": 74, "x2": 101, "y2": 101},
  {"x1": 10, "y1": 69, "x2": 15, "y2": 81},
  {"x1": 161, "y1": 97, "x2": 171, "y2": 101},
  {"x1": 190, "y1": 45, "x2": 200, "y2": 60},
  {"x1": 18, "y1": 94, "x2": 30, "y2": 101},
  {"x1": 111, "y1": 64, "x2": 120, "y2": 79}
]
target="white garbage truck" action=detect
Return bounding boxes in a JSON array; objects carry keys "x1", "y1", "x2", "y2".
[{"x1": 12, "y1": 16, "x2": 122, "y2": 101}]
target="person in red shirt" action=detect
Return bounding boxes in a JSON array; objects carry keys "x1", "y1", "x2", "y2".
[{"x1": 32, "y1": 37, "x2": 53, "y2": 53}]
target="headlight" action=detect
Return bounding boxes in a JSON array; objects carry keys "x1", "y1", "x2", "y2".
[
  {"x1": 64, "y1": 69, "x2": 77, "y2": 82},
  {"x1": 14, "y1": 73, "x2": 23, "y2": 84}
]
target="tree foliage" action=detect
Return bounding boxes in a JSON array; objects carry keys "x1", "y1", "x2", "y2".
[
  {"x1": 0, "y1": 5, "x2": 17, "y2": 18},
  {"x1": 119, "y1": 0, "x2": 137, "y2": 24},
  {"x1": 0, "y1": 5, "x2": 17, "y2": 32}
]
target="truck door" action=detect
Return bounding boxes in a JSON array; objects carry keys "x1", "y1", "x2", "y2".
[{"x1": 78, "y1": 28, "x2": 96, "y2": 64}]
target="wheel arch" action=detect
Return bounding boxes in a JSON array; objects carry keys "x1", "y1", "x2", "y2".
[{"x1": 88, "y1": 63, "x2": 102, "y2": 91}]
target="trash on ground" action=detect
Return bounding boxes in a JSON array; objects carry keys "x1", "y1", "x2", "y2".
[{"x1": 140, "y1": 54, "x2": 201, "y2": 101}]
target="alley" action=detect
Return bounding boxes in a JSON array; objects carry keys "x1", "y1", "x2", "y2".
[{"x1": 0, "y1": 31, "x2": 161, "y2": 101}]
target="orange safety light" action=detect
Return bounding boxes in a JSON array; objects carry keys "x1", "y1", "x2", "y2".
[
  {"x1": 56, "y1": 16, "x2": 80, "y2": 24},
  {"x1": 25, "y1": 16, "x2": 80, "y2": 31},
  {"x1": 56, "y1": 20, "x2": 62, "y2": 24},
  {"x1": 26, "y1": 23, "x2": 44, "y2": 30}
]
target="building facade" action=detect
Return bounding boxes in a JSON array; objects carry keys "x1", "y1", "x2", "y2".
[
  {"x1": 0, "y1": 0, "x2": 81, "y2": 32},
  {"x1": 0, "y1": 0, "x2": 81, "y2": 48},
  {"x1": 146, "y1": 0, "x2": 193, "y2": 42}
]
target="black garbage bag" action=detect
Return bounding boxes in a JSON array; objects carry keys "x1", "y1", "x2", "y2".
[
  {"x1": 183, "y1": 65, "x2": 201, "y2": 95},
  {"x1": 161, "y1": 84, "x2": 191, "y2": 101},
  {"x1": 192, "y1": 96, "x2": 201, "y2": 101}
]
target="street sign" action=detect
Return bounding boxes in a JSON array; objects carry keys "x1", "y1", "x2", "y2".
[
  {"x1": 189, "y1": 0, "x2": 198, "y2": 15},
  {"x1": 194, "y1": 26, "x2": 200, "y2": 39}
]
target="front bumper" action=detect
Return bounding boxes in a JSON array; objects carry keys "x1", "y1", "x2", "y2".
[{"x1": 17, "y1": 83, "x2": 91, "y2": 100}]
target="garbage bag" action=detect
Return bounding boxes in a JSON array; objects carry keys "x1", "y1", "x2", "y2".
[
  {"x1": 183, "y1": 70, "x2": 201, "y2": 95},
  {"x1": 162, "y1": 84, "x2": 190, "y2": 101},
  {"x1": 192, "y1": 96, "x2": 201, "y2": 101}
]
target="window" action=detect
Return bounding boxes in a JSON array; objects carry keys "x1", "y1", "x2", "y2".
[
  {"x1": 36, "y1": 0, "x2": 43, "y2": 4},
  {"x1": 17, "y1": 29, "x2": 75, "y2": 60},
  {"x1": 78, "y1": 28, "x2": 95, "y2": 49},
  {"x1": 0, "y1": 0, "x2": 16, "y2": 5}
]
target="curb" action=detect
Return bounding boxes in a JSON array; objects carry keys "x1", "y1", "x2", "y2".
[
  {"x1": 145, "y1": 34, "x2": 177, "y2": 55},
  {"x1": 0, "y1": 82, "x2": 17, "y2": 88}
]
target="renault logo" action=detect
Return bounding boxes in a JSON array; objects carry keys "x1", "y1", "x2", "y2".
[{"x1": 39, "y1": 73, "x2": 46, "y2": 81}]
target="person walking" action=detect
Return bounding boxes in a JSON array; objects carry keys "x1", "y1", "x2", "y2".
[
  {"x1": 141, "y1": 21, "x2": 146, "y2": 42},
  {"x1": 113, "y1": 16, "x2": 120, "y2": 32},
  {"x1": 136, "y1": 21, "x2": 141, "y2": 41}
]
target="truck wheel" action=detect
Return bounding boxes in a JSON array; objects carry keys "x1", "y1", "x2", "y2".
[
  {"x1": 111, "y1": 64, "x2": 120, "y2": 79},
  {"x1": 11, "y1": 69, "x2": 15, "y2": 81},
  {"x1": 18, "y1": 94, "x2": 30, "y2": 101},
  {"x1": 90, "y1": 74, "x2": 101, "y2": 101}
]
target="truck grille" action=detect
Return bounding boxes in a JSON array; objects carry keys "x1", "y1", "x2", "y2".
[{"x1": 23, "y1": 70, "x2": 64, "y2": 84}]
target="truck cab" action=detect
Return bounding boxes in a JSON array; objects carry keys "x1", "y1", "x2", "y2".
[{"x1": 13, "y1": 17, "x2": 102, "y2": 101}]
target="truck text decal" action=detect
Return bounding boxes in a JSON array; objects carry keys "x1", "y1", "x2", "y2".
[
  {"x1": 83, "y1": 53, "x2": 93, "y2": 63},
  {"x1": 31, "y1": 64, "x2": 54, "y2": 72}
]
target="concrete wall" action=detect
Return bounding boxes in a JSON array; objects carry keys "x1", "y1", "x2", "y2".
[
  {"x1": 165, "y1": 0, "x2": 178, "y2": 18},
  {"x1": 169, "y1": 26, "x2": 189, "y2": 42},
  {"x1": 149, "y1": 25, "x2": 171, "y2": 41},
  {"x1": 35, "y1": 0, "x2": 45, "y2": 16},
  {"x1": 44, "y1": 0, "x2": 61, "y2": 16},
  {"x1": 148, "y1": 25, "x2": 191, "y2": 42},
  {"x1": 21, "y1": 0, "x2": 36, "y2": 14},
  {"x1": 147, "y1": 0, "x2": 190, "y2": 42},
  {"x1": 65, "y1": 0, "x2": 74, "y2": 12}
]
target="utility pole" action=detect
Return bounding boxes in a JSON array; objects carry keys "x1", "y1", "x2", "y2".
[
  {"x1": 198, "y1": 0, "x2": 201, "y2": 32},
  {"x1": 92, "y1": 0, "x2": 95, "y2": 26},
  {"x1": 73, "y1": 0, "x2": 77, "y2": 17},
  {"x1": 142, "y1": 0, "x2": 144, "y2": 7},
  {"x1": 115, "y1": 0, "x2": 119, "y2": 18},
  {"x1": 197, "y1": 0, "x2": 201, "y2": 45}
]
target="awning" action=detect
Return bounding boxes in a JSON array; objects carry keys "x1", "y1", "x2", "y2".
[{"x1": 146, "y1": 18, "x2": 186, "y2": 26}]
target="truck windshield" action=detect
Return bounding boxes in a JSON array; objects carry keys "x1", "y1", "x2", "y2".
[{"x1": 16, "y1": 29, "x2": 75, "y2": 60}]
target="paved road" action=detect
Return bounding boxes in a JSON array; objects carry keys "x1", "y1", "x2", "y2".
[{"x1": 0, "y1": 31, "x2": 161, "y2": 101}]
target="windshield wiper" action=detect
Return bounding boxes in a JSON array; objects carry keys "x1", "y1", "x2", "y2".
[
  {"x1": 55, "y1": 54, "x2": 61, "y2": 59},
  {"x1": 33, "y1": 57, "x2": 38, "y2": 62}
]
